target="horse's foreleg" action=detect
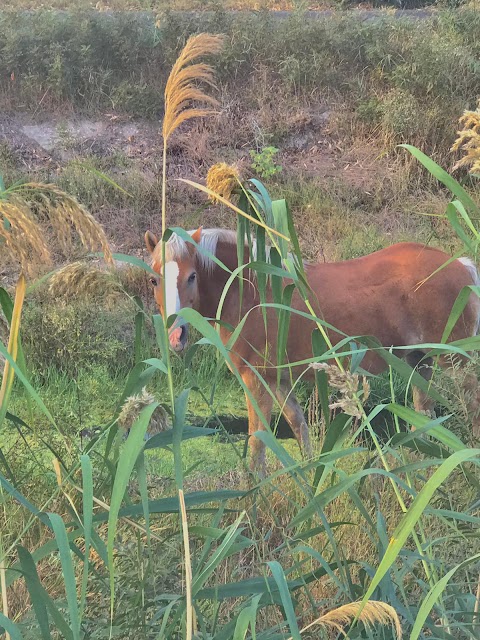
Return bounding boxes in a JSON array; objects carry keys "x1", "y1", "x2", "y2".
[
  {"x1": 242, "y1": 371, "x2": 274, "y2": 477},
  {"x1": 275, "y1": 385, "x2": 312, "y2": 458}
]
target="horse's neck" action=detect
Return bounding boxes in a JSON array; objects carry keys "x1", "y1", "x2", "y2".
[{"x1": 197, "y1": 239, "x2": 257, "y2": 321}]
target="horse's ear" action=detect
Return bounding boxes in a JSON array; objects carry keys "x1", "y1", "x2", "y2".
[
  {"x1": 190, "y1": 227, "x2": 202, "y2": 246},
  {"x1": 145, "y1": 230, "x2": 158, "y2": 254}
]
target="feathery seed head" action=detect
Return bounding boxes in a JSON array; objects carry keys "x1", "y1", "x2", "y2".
[
  {"x1": 0, "y1": 197, "x2": 51, "y2": 275},
  {"x1": 118, "y1": 388, "x2": 169, "y2": 434},
  {"x1": 0, "y1": 181, "x2": 112, "y2": 276},
  {"x1": 451, "y1": 102, "x2": 480, "y2": 175},
  {"x1": 162, "y1": 33, "x2": 224, "y2": 143},
  {"x1": 311, "y1": 363, "x2": 369, "y2": 418},
  {"x1": 206, "y1": 163, "x2": 241, "y2": 203},
  {"x1": 48, "y1": 261, "x2": 121, "y2": 301},
  {"x1": 300, "y1": 601, "x2": 402, "y2": 639}
]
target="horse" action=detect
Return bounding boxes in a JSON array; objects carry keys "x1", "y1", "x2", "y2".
[{"x1": 145, "y1": 226, "x2": 480, "y2": 474}]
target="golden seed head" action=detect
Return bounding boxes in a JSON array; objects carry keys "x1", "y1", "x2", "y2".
[
  {"x1": 0, "y1": 181, "x2": 112, "y2": 277},
  {"x1": 162, "y1": 33, "x2": 224, "y2": 143},
  {"x1": 451, "y1": 101, "x2": 480, "y2": 175},
  {"x1": 309, "y1": 601, "x2": 402, "y2": 639},
  {"x1": 206, "y1": 162, "x2": 240, "y2": 203},
  {"x1": 48, "y1": 261, "x2": 121, "y2": 301}
]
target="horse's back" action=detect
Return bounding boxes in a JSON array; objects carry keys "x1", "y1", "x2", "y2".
[{"x1": 300, "y1": 242, "x2": 480, "y2": 364}]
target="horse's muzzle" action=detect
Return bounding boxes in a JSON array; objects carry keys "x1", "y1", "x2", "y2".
[{"x1": 169, "y1": 324, "x2": 188, "y2": 352}]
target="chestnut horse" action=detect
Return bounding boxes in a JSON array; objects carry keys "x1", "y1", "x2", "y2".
[{"x1": 145, "y1": 227, "x2": 480, "y2": 474}]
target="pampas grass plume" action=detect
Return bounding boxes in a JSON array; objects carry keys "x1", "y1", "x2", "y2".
[
  {"x1": 162, "y1": 33, "x2": 224, "y2": 143},
  {"x1": 0, "y1": 181, "x2": 112, "y2": 276},
  {"x1": 289, "y1": 600, "x2": 402, "y2": 639}
]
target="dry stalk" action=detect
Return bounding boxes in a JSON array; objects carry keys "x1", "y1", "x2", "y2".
[{"x1": 179, "y1": 489, "x2": 195, "y2": 640}]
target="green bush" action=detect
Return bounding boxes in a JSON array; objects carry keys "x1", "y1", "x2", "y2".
[
  {"x1": 1, "y1": 9, "x2": 480, "y2": 155},
  {"x1": 21, "y1": 299, "x2": 137, "y2": 377}
]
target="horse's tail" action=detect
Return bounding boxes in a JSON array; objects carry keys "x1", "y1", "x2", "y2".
[{"x1": 458, "y1": 257, "x2": 480, "y2": 334}]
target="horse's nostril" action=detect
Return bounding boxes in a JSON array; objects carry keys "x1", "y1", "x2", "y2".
[{"x1": 180, "y1": 325, "x2": 187, "y2": 342}]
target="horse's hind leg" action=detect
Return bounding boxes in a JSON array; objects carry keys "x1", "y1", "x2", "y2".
[
  {"x1": 242, "y1": 370, "x2": 274, "y2": 476},
  {"x1": 406, "y1": 350, "x2": 435, "y2": 421},
  {"x1": 275, "y1": 384, "x2": 312, "y2": 458}
]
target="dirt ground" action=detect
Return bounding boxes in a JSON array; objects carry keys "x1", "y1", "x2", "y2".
[{"x1": 0, "y1": 107, "x2": 386, "y2": 191}]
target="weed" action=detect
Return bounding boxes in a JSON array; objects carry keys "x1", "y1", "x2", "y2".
[{"x1": 250, "y1": 145, "x2": 282, "y2": 179}]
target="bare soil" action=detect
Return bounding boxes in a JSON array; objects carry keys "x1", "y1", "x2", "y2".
[{"x1": 0, "y1": 108, "x2": 386, "y2": 191}]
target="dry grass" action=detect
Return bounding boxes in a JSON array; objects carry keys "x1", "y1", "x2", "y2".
[
  {"x1": 296, "y1": 600, "x2": 402, "y2": 639},
  {"x1": 0, "y1": 182, "x2": 112, "y2": 276},
  {"x1": 206, "y1": 162, "x2": 241, "y2": 203},
  {"x1": 48, "y1": 261, "x2": 120, "y2": 301},
  {"x1": 451, "y1": 101, "x2": 480, "y2": 175},
  {"x1": 163, "y1": 34, "x2": 224, "y2": 145}
]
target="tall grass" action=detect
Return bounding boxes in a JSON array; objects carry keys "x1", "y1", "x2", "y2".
[
  {"x1": 0, "y1": 34, "x2": 480, "y2": 640},
  {"x1": 0, "y1": 151, "x2": 479, "y2": 638}
]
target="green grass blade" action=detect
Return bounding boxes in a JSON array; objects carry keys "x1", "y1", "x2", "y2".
[
  {"x1": 48, "y1": 513, "x2": 80, "y2": 640},
  {"x1": 109, "y1": 252, "x2": 158, "y2": 276},
  {"x1": 17, "y1": 546, "x2": 52, "y2": 640},
  {"x1": 20, "y1": 563, "x2": 73, "y2": 640},
  {"x1": 385, "y1": 404, "x2": 467, "y2": 451},
  {"x1": 267, "y1": 561, "x2": 301, "y2": 640},
  {"x1": 155, "y1": 598, "x2": 179, "y2": 639},
  {"x1": 136, "y1": 451, "x2": 151, "y2": 548},
  {"x1": 441, "y1": 285, "x2": 480, "y2": 343},
  {"x1": 290, "y1": 468, "x2": 403, "y2": 528},
  {"x1": 192, "y1": 512, "x2": 245, "y2": 596},
  {"x1": 144, "y1": 426, "x2": 216, "y2": 450},
  {"x1": 93, "y1": 490, "x2": 246, "y2": 522},
  {"x1": 359, "y1": 448, "x2": 480, "y2": 613},
  {"x1": 197, "y1": 565, "x2": 338, "y2": 601},
  {"x1": 233, "y1": 607, "x2": 252, "y2": 640},
  {"x1": 79, "y1": 455, "x2": 93, "y2": 619},
  {"x1": 134, "y1": 304, "x2": 144, "y2": 365},
  {"x1": 0, "y1": 613, "x2": 24, "y2": 640},
  {"x1": 410, "y1": 553, "x2": 480, "y2": 639},
  {"x1": 400, "y1": 145, "x2": 479, "y2": 214},
  {"x1": 271, "y1": 199, "x2": 290, "y2": 258},
  {"x1": 172, "y1": 388, "x2": 190, "y2": 490},
  {"x1": 107, "y1": 403, "x2": 157, "y2": 617},
  {"x1": 446, "y1": 202, "x2": 477, "y2": 253}
]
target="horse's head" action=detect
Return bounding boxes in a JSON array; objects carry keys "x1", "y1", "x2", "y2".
[{"x1": 145, "y1": 227, "x2": 202, "y2": 353}]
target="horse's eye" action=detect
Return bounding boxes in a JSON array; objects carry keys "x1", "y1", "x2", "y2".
[
  {"x1": 188, "y1": 272, "x2": 196, "y2": 284},
  {"x1": 150, "y1": 277, "x2": 157, "y2": 287}
]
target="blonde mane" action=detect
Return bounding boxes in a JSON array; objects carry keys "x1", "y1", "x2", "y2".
[
  {"x1": 151, "y1": 227, "x2": 293, "y2": 273},
  {"x1": 152, "y1": 228, "x2": 251, "y2": 272}
]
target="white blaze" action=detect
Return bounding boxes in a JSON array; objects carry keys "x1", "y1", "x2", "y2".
[{"x1": 163, "y1": 261, "x2": 181, "y2": 320}]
